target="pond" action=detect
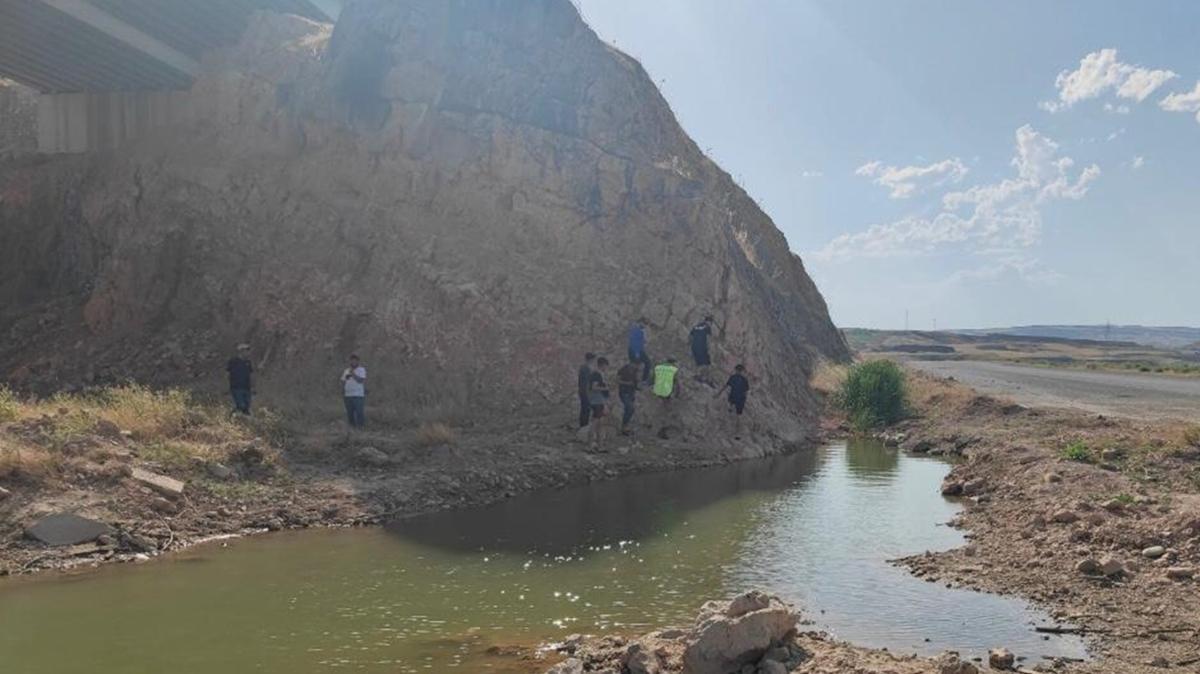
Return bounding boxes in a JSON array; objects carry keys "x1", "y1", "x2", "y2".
[{"x1": 0, "y1": 440, "x2": 1085, "y2": 672}]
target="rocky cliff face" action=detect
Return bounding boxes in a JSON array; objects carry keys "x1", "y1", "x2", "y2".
[{"x1": 0, "y1": 1, "x2": 847, "y2": 441}]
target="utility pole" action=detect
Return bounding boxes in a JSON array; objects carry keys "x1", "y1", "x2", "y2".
[{"x1": 905, "y1": 309, "x2": 909, "y2": 332}]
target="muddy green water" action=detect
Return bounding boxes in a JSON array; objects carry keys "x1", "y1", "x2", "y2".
[{"x1": 0, "y1": 441, "x2": 1085, "y2": 672}]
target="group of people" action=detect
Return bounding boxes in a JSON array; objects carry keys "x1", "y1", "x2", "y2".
[
  {"x1": 225, "y1": 346, "x2": 368, "y2": 428},
  {"x1": 222, "y1": 315, "x2": 751, "y2": 443},
  {"x1": 577, "y1": 316, "x2": 751, "y2": 449}
]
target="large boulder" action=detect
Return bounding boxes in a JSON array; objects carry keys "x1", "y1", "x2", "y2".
[
  {"x1": 25, "y1": 513, "x2": 113, "y2": 546},
  {"x1": 681, "y1": 591, "x2": 798, "y2": 674}
]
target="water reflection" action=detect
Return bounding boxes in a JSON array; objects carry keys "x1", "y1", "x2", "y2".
[
  {"x1": 390, "y1": 449, "x2": 822, "y2": 555},
  {"x1": 843, "y1": 437, "x2": 900, "y2": 477},
  {"x1": 0, "y1": 442, "x2": 1085, "y2": 674}
]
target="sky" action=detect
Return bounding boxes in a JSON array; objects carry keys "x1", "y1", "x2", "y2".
[{"x1": 574, "y1": 0, "x2": 1200, "y2": 329}]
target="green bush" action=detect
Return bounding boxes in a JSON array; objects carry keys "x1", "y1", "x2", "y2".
[
  {"x1": 839, "y1": 360, "x2": 909, "y2": 431},
  {"x1": 1061, "y1": 441, "x2": 1092, "y2": 462}
]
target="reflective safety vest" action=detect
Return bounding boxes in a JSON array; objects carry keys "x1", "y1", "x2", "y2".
[{"x1": 652, "y1": 363, "x2": 679, "y2": 398}]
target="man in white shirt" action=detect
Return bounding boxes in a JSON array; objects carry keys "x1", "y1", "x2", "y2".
[{"x1": 341, "y1": 354, "x2": 367, "y2": 427}]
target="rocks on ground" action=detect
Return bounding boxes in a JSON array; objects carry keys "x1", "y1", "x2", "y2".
[
  {"x1": 25, "y1": 513, "x2": 113, "y2": 546},
  {"x1": 130, "y1": 468, "x2": 186, "y2": 499},
  {"x1": 547, "y1": 591, "x2": 803, "y2": 674},
  {"x1": 987, "y1": 647, "x2": 1015, "y2": 670}
]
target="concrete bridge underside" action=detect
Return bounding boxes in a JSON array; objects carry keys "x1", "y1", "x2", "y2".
[{"x1": 0, "y1": 0, "x2": 341, "y2": 152}]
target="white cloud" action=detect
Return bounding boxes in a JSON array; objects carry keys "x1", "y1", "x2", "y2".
[
  {"x1": 816, "y1": 126, "x2": 1099, "y2": 264},
  {"x1": 1131, "y1": 155, "x2": 1145, "y2": 170},
  {"x1": 1160, "y1": 81, "x2": 1200, "y2": 123},
  {"x1": 854, "y1": 157, "x2": 968, "y2": 199},
  {"x1": 800, "y1": 170, "x2": 824, "y2": 178},
  {"x1": 1043, "y1": 48, "x2": 1176, "y2": 112},
  {"x1": 1103, "y1": 102, "x2": 1131, "y2": 114}
]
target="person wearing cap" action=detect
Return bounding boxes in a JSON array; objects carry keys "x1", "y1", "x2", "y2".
[
  {"x1": 226, "y1": 343, "x2": 254, "y2": 415},
  {"x1": 341, "y1": 354, "x2": 367, "y2": 428}
]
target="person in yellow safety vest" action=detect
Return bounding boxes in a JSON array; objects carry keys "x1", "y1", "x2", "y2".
[{"x1": 652, "y1": 357, "x2": 680, "y2": 400}]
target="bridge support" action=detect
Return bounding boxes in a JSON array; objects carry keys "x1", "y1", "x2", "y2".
[{"x1": 36, "y1": 90, "x2": 189, "y2": 153}]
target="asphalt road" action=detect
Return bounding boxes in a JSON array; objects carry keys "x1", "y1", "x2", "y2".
[{"x1": 906, "y1": 359, "x2": 1200, "y2": 421}]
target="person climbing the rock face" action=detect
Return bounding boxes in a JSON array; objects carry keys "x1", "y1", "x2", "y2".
[
  {"x1": 628, "y1": 318, "x2": 652, "y2": 384},
  {"x1": 616, "y1": 355, "x2": 641, "y2": 436},
  {"x1": 226, "y1": 343, "x2": 253, "y2": 415},
  {"x1": 341, "y1": 354, "x2": 367, "y2": 428},
  {"x1": 689, "y1": 315, "x2": 715, "y2": 381},
  {"x1": 652, "y1": 357, "x2": 680, "y2": 401},
  {"x1": 577, "y1": 352, "x2": 596, "y2": 430},
  {"x1": 715, "y1": 363, "x2": 751, "y2": 439},
  {"x1": 587, "y1": 356, "x2": 611, "y2": 450},
  {"x1": 652, "y1": 357, "x2": 682, "y2": 439}
]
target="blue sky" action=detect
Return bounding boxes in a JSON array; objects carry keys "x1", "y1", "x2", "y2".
[{"x1": 574, "y1": 0, "x2": 1200, "y2": 329}]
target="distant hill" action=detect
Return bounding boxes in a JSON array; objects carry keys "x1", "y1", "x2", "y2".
[{"x1": 950, "y1": 325, "x2": 1200, "y2": 349}]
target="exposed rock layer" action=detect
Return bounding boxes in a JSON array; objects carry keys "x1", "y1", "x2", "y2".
[{"x1": 0, "y1": 2, "x2": 847, "y2": 438}]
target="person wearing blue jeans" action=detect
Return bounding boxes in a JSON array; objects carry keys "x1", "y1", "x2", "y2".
[
  {"x1": 616, "y1": 356, "x2": 640, "y2": 435},
  {"x1": 341, "y1": 354, "x2": 367, "y2": 427},
  {"x1": 627, "y1": 318, "x2": 652, "y2": 383}
]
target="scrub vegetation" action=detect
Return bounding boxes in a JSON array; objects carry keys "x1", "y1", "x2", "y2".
[
  {"x1": 0, "y1": 385, "x2": 280, "y2": 484},
  {"x1": 838, "y1": 360, "x2": 910, "y2": 431}
]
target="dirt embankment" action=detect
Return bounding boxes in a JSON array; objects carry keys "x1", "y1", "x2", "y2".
[{"x1": 884, "y1": 371, "x2": 1200, "y2": 673}]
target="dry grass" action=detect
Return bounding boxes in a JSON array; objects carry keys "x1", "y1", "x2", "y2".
[
  {"x1": 0, "y1": 439, "x2": 58, "y2": 482},
  {"x1": 0, "y1": 385, "x2": 283, "y2": 481},
  {"x1": 906, "y1": 369, "x2": 986, "y2": 414},
  {"x1": 1183, "y1": 425, "x2": 1200, "y2": 448},
  {"x1": 809, "y1": 360, "x2": 849, "y2": 397},
  {"x1": 414, "y1": 422, "x2": 457, "y2": 447}
]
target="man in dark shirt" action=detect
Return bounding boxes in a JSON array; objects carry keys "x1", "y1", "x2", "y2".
[
  {"x1": 715, "y1": 363, "x2": 751, "y2": 438},
  {"x1": 689, "y1": 315, "x2": 714, "y2": 381},
  {"x1": 577, "y1": 352, "x2": 596, "y2": 429},
  {"x1": 226, "y1": 343, "x2": 253, "y2": 415},
  {"x1": 587, "y1": 357, "x2": 611, "y2": 449},
  {"x1": 616, "y1": 356, "x2": 641, "y2": 435}
]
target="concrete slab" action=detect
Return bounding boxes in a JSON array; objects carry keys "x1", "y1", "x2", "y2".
[
  {"x1": 130, "y1": 467, "x2": 185, "y2": 498},
  {"x1": 25, "y1": 513, "x2": 112, "y2": 546}
]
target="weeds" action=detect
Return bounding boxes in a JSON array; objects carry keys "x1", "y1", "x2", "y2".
[
  {"x1": 415, "y1": 422, "x2": 457, "y2": 447},
  {"x1": 1061, "y1": 441, "x2": 1092, "y2": 462},
  {"x1": 809, "y1": 360, "x2": 849, "y2": 397},
  {"x1": 0, "y1": 387, "x2": 18, "y2": 423},
  {"x1": 1183, "y1": 425, "x2": 1200, "y2": 448},
  {"x1": 838, "y1": 360, "x2": 909, "y2": 431}
]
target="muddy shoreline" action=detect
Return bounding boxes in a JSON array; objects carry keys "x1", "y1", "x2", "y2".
[
  {"x1": 4, "y1": 369, "x2": 1197, "y2": 673},
  {"x1": 0, "y1": 409, "x2": 818, "y2": 577}
]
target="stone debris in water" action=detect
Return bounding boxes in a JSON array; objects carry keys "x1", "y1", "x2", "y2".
[
  {"x1": 546, "y1": 591, "x2": 804, "y2": 674},
  {"x1": 987, "y1": 647, "x2": 1015, "y2": 670}
]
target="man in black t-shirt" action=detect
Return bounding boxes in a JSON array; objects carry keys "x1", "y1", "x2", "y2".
[
  {"x1": 715, "y1": 364, "x2": 751, "y2": 438},
  {"x1": 689, "y1": 315, "x2": 715, "y2": 381},
  {"x1": 226, "y1": 343, "x2": 254, "y2": 415},
  {"x1": 577, "y1": 352, "x2": 596, "y2": 429}
]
